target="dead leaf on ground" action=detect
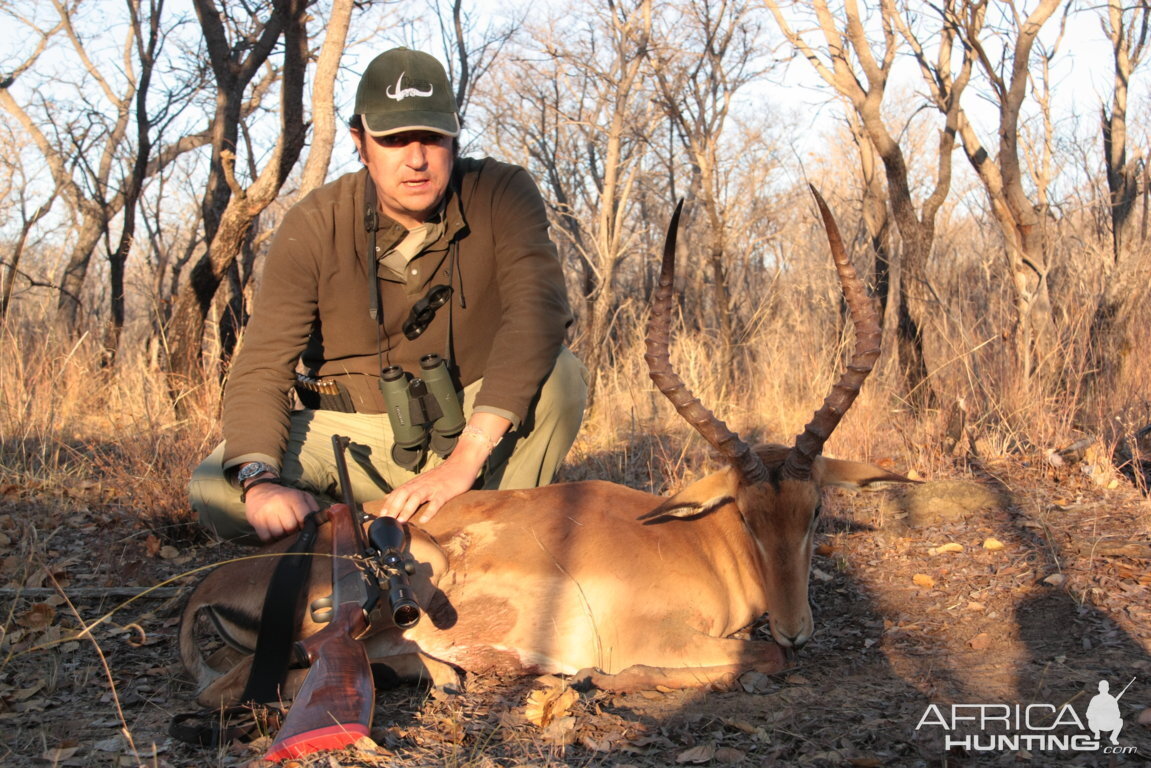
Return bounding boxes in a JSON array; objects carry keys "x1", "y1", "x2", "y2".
[
  {"x1": 42, "y1": 745, "x2": 80, "y2": 762},
  {"x1": 523, "y1": 681, "x2": 579, "y2": 729},
  {"x1": 580, "y1": 734, "x2": 614, "y2": 752},
  {"x1": 738, "y1": 670, "x2": 772, "y2": 694},
  {"x1": 144, "y1": 534, "x2": 162, "y2": 558},
  {"x1": 676, "y1": 743, "x2": 716, "y2": 764},
  {"x1": 541, "y1": 715, "x2": 577, "y2": 745},
  {"x1": 92, "y1": 735, "x2": 123, "y2": 752},
  {"x1": 715, "y1": 746, "x2": 746, "y2": 763},
  {"x1": 969, "y1": 633, "x2": 992, "y2": 650},
  {"x1": 7, "y1": 680, "x2": 45, "y2": 701},
  {"x1": 15, "y1": 602, "x2": 54, "y2": 630}
]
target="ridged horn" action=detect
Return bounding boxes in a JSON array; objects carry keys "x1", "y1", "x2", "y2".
[
  {"x1": 645, "y1": 200, "x2": 770, "y2": 486},
  {"x1": 782, "y1": 187, "x2": 883, "y2": 480}
]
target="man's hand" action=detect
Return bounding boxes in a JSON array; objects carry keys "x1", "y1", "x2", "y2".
[
  {"x1": 381, "y1": 414, "x2": 510, "y2": 524},
  {"x1": 245, "y1": 482, "x2": 320, "y2": 542},
  {"x1": 381, "y1": 458, "x2": 478, "y2": 524}
]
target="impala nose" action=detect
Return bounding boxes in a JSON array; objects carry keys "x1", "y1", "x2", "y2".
[
  {"x1": 769, "y1": 615, "x2": 812, "y2": 650},
  {"x1": 776, "y1": 630, "x2": 809, "y2": 650}
]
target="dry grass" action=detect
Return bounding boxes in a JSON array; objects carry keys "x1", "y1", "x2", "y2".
[
  {"x1": 2, "y1": 233, "x2": 1148, "y2": 530},
  {"x1": 0, "y1": 314, "x2": 222, "y2": 542}
]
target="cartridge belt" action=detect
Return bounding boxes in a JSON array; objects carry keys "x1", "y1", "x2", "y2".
[{"x1": 294, "y1": 373, "x2": 357, "y2": 413}]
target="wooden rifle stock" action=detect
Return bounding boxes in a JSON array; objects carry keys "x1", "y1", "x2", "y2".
[{"x1": 265, "y1": 501, "x2": 378, "y2": 762}]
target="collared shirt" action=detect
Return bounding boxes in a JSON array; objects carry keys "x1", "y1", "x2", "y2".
[{"x1": 377, "y1": 204, "x2": 448, "y2": 284}]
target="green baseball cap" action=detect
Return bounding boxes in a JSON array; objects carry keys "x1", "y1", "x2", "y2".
[{"x1": 355, "y1": 48, "x2": 460, "y2": 137}]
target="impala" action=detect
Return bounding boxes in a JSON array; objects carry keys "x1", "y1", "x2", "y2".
[{"x1": 180, "y1": 191, "x2": 910, "y2": 704}]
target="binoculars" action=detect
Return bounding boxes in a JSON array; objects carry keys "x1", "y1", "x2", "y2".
[{"x1": 379, "y1": 354, "x2": 465, "y2": 471}]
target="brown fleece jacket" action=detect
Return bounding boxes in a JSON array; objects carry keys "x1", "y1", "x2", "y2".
[{"x1": 221, "y1": 157, "x2": 572, "y2": 470}]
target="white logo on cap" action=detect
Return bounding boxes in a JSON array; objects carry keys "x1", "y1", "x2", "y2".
[{"x1": 386, "y1": 71, "x2": 433, "y2": 101}]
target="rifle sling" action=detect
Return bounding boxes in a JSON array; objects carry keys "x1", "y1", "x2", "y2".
[
  {"x1": 169, "y1": 513, "x2": 321, "y2": 747},
  {"x1": 168, "y1": 703, "x2": 283, "y2": 748},
  {"x1": 240, "y1": 511, "x2": 321, "y2": 704}
]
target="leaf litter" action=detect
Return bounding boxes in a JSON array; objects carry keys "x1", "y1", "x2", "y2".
[{"x1": 2, "y1": 457, "x2": 1151, "y2": 766}]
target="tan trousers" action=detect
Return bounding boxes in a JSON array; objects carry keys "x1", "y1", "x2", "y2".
[{"x1": 190, "y1": 347, "x2": 587, "y2": 541}]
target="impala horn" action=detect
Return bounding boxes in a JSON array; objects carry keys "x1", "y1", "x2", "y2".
[
  {"x1": 781, "y1": 187, "x2": 882, "y2": 480},
  {"x1": 645, "y1": 199, "x2": 770, "y2": 486}
]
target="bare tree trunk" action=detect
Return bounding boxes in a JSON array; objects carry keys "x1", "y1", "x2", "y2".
[
  {"x1": 852, "y1": 121, "x2": 892, "y2": 317},
  {"x1": 1, "y1": 195, "x2": 55, "y2": 321},
  {"x1": 1089, "y1": 0, "x2": 1149, "y2": 394},
  {"x1": 165, "y1": 0, "x2": 308, "y2": 386},
  {"x1": 897, "y1": 0, "x2": 1061, "y2": 383},
  {"x1": 1, "y1": 75, "x2": 130, "y2": 334},
  {"x1": 488, "y1": 0, "x2": 653, "y2": 412},
  {"x1": 296, "y1": 0, "x2": 356, "y2": 199},
  {"x1": 0, "y1": 0, "x2": 208, "y2": 338},
  {"x1": 102, "y1": 0, "x2": 164, "y2": 366},
  {"x1": 646, "y1": 0, "x2": 760, "y2": 390},
  {"x1": 766, "y1": 0, "x2": 948, "y2": 410},
  {"x1": 55, "y1": 217, "x2": 107, "y2": 329},
  {"x1": 436, "y1": 0, "x2": 516, "y2": 122},
  {"x1": 1101, "y1": 0, "x2": 1148, "y2": 266}
]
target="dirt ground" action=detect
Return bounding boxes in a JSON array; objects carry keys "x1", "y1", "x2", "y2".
[{"x1": 2, "y1": 453, "x2": 1150, "y2": 768}]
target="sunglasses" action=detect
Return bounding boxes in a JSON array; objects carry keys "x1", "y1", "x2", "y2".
[{"x1": 402, "y1": 284, "x2": 453, "y2": 340}]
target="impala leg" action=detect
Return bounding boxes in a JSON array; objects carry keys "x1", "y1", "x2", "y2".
[
  {"x1": 572, "y1": 638, "x2": 789, "y2": 693},
  {"x1": 195, "y1": 656, "x2": 313, "y2": 709},
  {"x1": 195, "y1": 656, "x2": 254, "y2": 708},
  {"x1": 370, "y1": 651, "x2": 464, "y2": 693}
]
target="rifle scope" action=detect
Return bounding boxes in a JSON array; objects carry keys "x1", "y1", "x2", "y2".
[{"x1": 367, "y1": 517, "x2": 421, "y2": 629}]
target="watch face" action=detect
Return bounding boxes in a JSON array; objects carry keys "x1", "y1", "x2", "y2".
[{"x1": 238, "y1": 462, "x2": 272, "y2": 482}]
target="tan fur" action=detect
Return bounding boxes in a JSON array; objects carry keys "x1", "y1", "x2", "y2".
[{"x1": 180, "y1": 447, "x2": 910, "y2": 702}]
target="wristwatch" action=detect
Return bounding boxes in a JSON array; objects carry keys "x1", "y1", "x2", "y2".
[{"x1": 236, "y1": 461, "x2": 278, "y2": 485}]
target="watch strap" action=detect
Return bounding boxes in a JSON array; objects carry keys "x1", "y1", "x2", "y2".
[{"x1": 239, "y1": 476, "x2": 285, "y2": 503}]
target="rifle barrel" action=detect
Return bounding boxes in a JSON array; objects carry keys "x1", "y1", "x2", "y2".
[{"x1": 331, "y1": 434, "x2": 357, "y2": 512}]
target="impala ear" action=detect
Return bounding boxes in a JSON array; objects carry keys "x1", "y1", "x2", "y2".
[
  {"x1": 637, "y1": 467, "x2": 739, "y2": 525},
  {"x1": 816, "y1": 456, "x2": 919, "y2": 490}
]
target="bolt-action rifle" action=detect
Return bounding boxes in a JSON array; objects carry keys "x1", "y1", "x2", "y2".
[{"x1": 265, "y1": 435, "x2": 421, "y2": 762}]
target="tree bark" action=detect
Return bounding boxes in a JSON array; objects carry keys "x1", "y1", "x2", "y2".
[
  {"x1": 1090, "y1": 0, "x2": 1149, "y2": 393},
  {"x1": 296, "y1": 0, "x2": 356, "y2": 199},
  {"x1": 766, "y1": 0, "x2": 947, "y2": 410},
  {"x1": 897, "y1": 0, "x2": 1060, "y2": 383},
  {"x1": 165, "y1": 0, "x2": 309, "y2": 386},
  {"x1": 102, "y1": 0, "x2": 164, "y2": 366}
]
